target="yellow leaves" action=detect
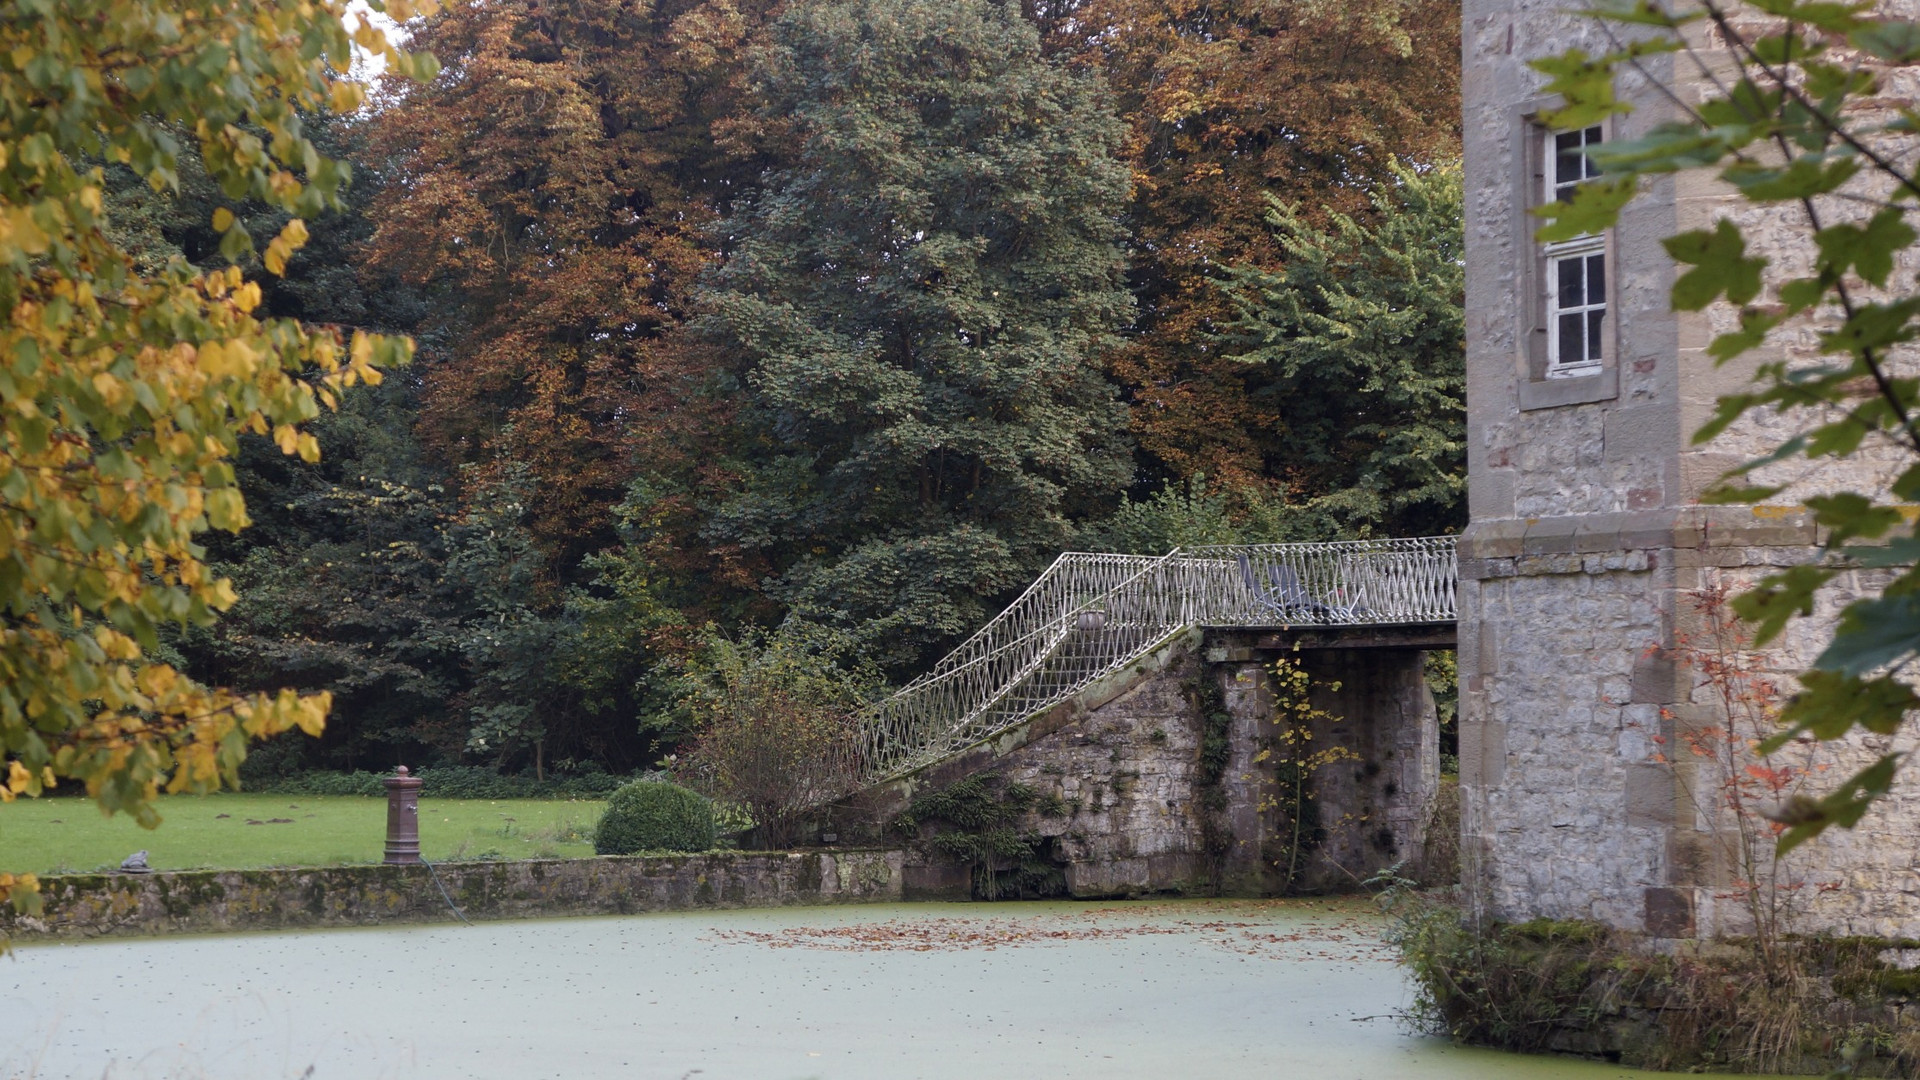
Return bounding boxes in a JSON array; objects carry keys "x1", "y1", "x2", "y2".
[
  {"x1": 386, "y1": 0, "x2": 439, "y2": 21},
  {"x1": 330, "y1": 80, "x2": 365, "y2": 114},
  {"x1": 294, "y1": 692, "x2": 331, "y2": 737},
  {"x1": 135, "y1": 664, "x2": 179, "y2": 698},
  {"x1": 195, "y1": 339, "x2": 257, "y2": 378},
  {"x1": 90, "y1": 371, "x2": 126, "y2": 409},
  {"x1": 0, "y1": 0, "x2": 426, "y2": 852},
  {"x1": 0, "y1": 872, "x2": 42, "y2": 918},
  {"x1": 92, "y1": 626, "x2": 140, "y2": 661},
  {"x1": 263, "y1": 219, "x2": 309, "y2": 277},
  {"x1": 206, "y1": 487, "x2": 250, "y2": 532}
]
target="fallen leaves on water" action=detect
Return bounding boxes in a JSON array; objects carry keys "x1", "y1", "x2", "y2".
[{"x1": 708, "y1": 903, "x2": 1392, "y2": 962}]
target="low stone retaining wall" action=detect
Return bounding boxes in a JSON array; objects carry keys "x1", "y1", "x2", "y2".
[{"x1": 2, "y1": 849, "x2": 905, "y2": 940}]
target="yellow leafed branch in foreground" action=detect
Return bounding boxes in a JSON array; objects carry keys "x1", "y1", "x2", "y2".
[{"x1": 0, "y1": 0, "x2": 440, "y2": 916}]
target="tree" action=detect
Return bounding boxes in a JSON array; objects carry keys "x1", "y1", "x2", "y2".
[
  {"x1": 1044, "y1": 0, "x2": 1463, "y2": 492},
  {"x1": 1213, "y1": 160, "x2": 1466, "y2": 539},
  {"x1": 698, "y1": 0, "x2": 1136, "y2": 671},
  {"x1": 362, "y1": 0, "x2": 770, "y2": 572},
  {"x1": 107, "y1": 111, "x2": 466, "y2": 776},
  {"x1": 1537, "y1": 0, "x2": 1920, "y2": 847},
  {"x1": 0, "y1": 0, "x2": 434, "y2": 913},
  {"x1": 183, "y1": 382, "x2": 469, "y2": 774}
]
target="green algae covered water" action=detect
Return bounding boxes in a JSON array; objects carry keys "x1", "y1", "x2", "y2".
[{"x1": 2, "y1": 898, "x2": 1756, "y2": 1080}]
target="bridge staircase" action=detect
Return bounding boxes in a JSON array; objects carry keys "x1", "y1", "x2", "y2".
[{"x1": 852, "y1": 537, "x2": 1459, "y2": 790}]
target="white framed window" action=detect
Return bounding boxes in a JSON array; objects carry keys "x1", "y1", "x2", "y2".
[{"x1": 1542, "y1": 125, "x2": 1606, "y2": 378}]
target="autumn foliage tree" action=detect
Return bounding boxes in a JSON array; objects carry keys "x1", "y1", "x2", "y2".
[
  {"x1": 363, "y1": 0, "x2": 773, "y2": 570},
  {"x1": 0, "y1": 0, "x2": 433, "y2": 909},
  {"x1": 1046, "y1": 0, "x2": 1463, "y2": 494}
]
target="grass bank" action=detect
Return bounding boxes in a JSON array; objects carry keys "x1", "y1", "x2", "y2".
[
  {"x1": 0, "y1": 794, "x2": 604, "y2": 874},
  {"x1": 1390, "y1": 896, "x2": 1920, "y2": 1076}
]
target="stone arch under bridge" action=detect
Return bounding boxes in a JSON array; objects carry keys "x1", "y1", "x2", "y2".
[{"x1": 826, "y1": 540, "x2": 1459, "y2": 899}]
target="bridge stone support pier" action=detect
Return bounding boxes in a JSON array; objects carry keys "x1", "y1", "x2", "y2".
[
  {"x1": 1210, "y1": 630, "x2": 1446, "y2": 894},
  {"x1": 850, "y1": 626, "x2": 1449, "y2": 900}
]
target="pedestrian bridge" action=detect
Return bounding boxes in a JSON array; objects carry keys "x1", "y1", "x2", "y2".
[{"x1": 857, "y1": 536, "x2": 1459, "y2": 786}]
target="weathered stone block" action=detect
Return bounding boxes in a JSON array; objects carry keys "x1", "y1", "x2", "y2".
[
  {"x1": 1643, "y1": 886, "x2": 1695, "y2": 938},
  {"x1": 1623, "y1": 764, "x2": 1675, "y2": 828},
  {"x1": 1628, "y1": 651, "x2": 1685, "y2": 704}
]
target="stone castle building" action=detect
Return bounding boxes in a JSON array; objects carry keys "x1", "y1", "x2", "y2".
[{"x1": 1459, "y1": 0, "x2": 1920, "y2": 937}]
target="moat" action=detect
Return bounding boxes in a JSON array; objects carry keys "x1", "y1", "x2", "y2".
[{"x1": 2, "y1": 899, "x2": 1760, "y2": 1079}]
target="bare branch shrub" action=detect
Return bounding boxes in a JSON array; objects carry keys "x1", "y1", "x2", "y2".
[{"x1": 675, "y1": 631, "x2": 871, "y2": 848}]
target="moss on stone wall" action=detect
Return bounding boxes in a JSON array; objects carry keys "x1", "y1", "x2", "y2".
[{"x1": 2, "y1": 851, "x2": 906, "y2": 940}]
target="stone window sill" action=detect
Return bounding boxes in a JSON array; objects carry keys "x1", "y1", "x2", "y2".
[{"x1": 1519, "y1": 366, "x2": 1617, "y2": 411}]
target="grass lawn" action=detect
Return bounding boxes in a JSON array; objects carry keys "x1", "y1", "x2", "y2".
[{"x1": 0, "y1": 793, "x2": 606, "y2": 875}]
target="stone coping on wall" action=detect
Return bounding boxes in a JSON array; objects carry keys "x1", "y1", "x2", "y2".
[
  {"x1": 1, "y1": 848, "x2": 906, "y2": 941},
  {"x1": 1460, "y1": 505, "x2": 1823, "y2": 580}
]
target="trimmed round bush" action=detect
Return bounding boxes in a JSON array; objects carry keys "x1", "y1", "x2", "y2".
[{"x1": 593, "y1": 781, "x2": 716, "y2": 855}]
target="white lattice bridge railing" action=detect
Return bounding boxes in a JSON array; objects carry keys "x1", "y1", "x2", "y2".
[{"x1": 854, "y1": 535, "x2": 1458, "y2": 786}]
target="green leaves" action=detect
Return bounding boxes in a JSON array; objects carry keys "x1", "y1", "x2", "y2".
[
  {"x1": 1534, "y1": 175, "x2": 1637, "y2": 243},
  {"x1": 1849, "y1": 19, "x2": 1920, "y2": 62},
  {"x1": 1723, "y1": 154, "x2": 1858, "y2": 201},
  {"x1": 1215, "y1": 159, "x2": 1465, "y2": 540},
  {"x1": 1816, "y1": 593, "x2": 1920, "y2": 677},
  {"x1": 1532, "y1": 49, "x2": 1636, "y2": 131},
  {"x1": 1664, "y1": 220, "x2": 1767, "y2": 310},
  {"x1": 1775, "y1": 671, "x2": 1917, "y2": 745},
  {"x1": 1745, "y1": 0, "x2": 1871, "y2": 34},
  {"x1": 1773, "y1": 754, "x2": 1903, "y2": 852},
  {"x1": 698, "y1": 0, "x2": 1134, "y2": 673}
]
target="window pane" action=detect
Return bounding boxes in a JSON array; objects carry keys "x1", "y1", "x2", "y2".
[
  {"x1": 1555, "y1": 131, "x2": 1583, "y2": 188},
  {"x1": 1581, "y1": 126, "x2": 1603, "y2": 178},
  {"x1": 1558, "y1": 257, "x2": 1583, "y2": 307},
  {"x1": 1587, "y1": 253, "x2": 1605, "y2": 298},
  {"x1": 1556, "y1": 151, "x2": 1582, "y2": 189},
  {"x1": 1587, "y1": 310, "x2": 1606, "y2": 361},
  {"x1": 1559, "y1": 313, "x2": 1584, "y2": 365}
]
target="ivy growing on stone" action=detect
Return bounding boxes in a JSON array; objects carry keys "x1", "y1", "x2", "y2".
[{"x1": 894, "y1": 776, "x2": 1068, "y2": 900}]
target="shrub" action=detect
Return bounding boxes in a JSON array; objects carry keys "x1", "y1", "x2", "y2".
[
  {"x1": 678, "y1": 630, "x2": 869, "y2": 848},
  {"x1": 593, "y1": 782, "x2": 715, "y2": 855},
  {"x1": 245, "y1": 765, "x2": 634, "y2": 800},
  {"x1": 1384, "y1": 891, "x2": 1920, "y2": 1076}
]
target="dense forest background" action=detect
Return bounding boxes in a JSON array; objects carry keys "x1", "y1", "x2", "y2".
[{"x1": 143, "y1": 0, "x2": 1465, "y2": 781}]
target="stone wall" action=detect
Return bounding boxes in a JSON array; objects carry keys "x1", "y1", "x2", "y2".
[
  {"x1": 1, "y1": 849, "x2": 904, "y2": 940},
  {"x1": 855, "y1": 630, "x2": 1443, "y2": 899},
  {"x1": 1460, "y1": 508, "x2": 1920, "y2": 938},
  {"x1": 1461, "y1": 0, "x2": 1920, "y2": 939}
]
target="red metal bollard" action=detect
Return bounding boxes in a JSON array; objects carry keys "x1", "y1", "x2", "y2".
[{"x1": 383, "y1": 765, "x2": 423, "y2": 865}]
